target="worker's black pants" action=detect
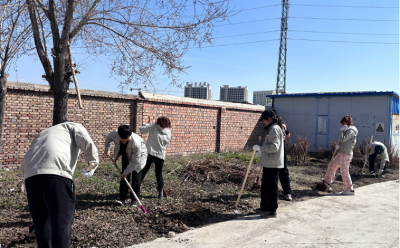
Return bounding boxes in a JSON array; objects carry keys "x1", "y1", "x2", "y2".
[
  {"x1": 279, "y1": 145, "x2": 291, "y2": 194},
  {"x1": 25, "y1": 174, "x2": 75, "y2": 248},
  {"x1": 141, "y1": 154, "x2": 165, "y2": 189},
  {"x1": 120, "y1": 163, "x2": 142, "y2": 201},
  {"x1": 260, "y1": 167, "x2": 279, "y2": 212},
  {"x1": 369, "y1": 153, "x2": 386, "y2": 173}
]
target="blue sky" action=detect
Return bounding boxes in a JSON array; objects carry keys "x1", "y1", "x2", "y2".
[{"x1": 8, "y1": 0, "x2": 399, "y2": 102}]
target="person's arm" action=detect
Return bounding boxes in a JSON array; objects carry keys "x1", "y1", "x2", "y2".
[
  {"x1": 122, "y1": 140, "x2": 144, "y2": 175},
  {"x1": 260, "y1": 127, "x2": 281, "y2": 153},
  {"x1": 139, "y1": 123, "x2": 155, "y2": 134},
  {"x1": 74, "y1": 125, "x2": 99, "y2": 170},
  {"x1": 339, "y1": 129, "x2": 356, "y2": 143},
  {"x1": 104, "y1": 131, "x2": 116, "y2": 156},
  {"x1": 380, "y1": 148, "x2": 390, "y2": 169}
]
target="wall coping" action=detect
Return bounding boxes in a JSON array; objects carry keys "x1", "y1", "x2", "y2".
[
  {"x1": 6, "y1": 81, "x2": 266, "y2": 112},
  {"x1": 6, "y1": 81, "x2": 138, "y2": 100},
  {"x1": 140, "y1": 92, "x2": 266, "y2": 111}
]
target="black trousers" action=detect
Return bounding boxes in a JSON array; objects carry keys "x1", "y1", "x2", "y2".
[
  {"x1": 279, "y1": 145, "x2": 291, "y2": 194},
  {"x1": 260, "y1": 167, "x2": 279, "y2": 212},
  {"x1": 369, "y1": 153, "x2": 387, "y2": 172},
  {"x1": 25, "y1": 174, "x2": 75, "y2": 248},
  {"x1": 120, "y1": 163, "x2": 142, "y2": 201},
  {"x1": 141, "y1": 154, "x2": 165, "y2": 188}
]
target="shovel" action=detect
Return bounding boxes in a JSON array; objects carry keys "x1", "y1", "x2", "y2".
[
  {"x1": 107, "y1": 154, "x2": 147, "y2": 213},
  {"x1": 235, "y1": 149, "x2": 257, "y2": 210}
]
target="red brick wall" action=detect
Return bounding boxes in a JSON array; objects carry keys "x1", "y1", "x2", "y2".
[{"x1": 1, "y1": 84, "x2": 265, "y2": 169}]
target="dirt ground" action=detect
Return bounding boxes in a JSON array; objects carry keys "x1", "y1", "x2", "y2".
[{"x1": 0, "y1": 151, "x2": 398, "y2": 248}]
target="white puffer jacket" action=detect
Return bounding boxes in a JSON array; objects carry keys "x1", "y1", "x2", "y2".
[
  {"x1": 20, "y1": 122, "x2": 99, "y2": 180},
  {"x1": 140, "y1": 123, "x2": 171, "y2": 160},
  {"x1": 105, "y1": 130, "x2": 147, "y2": 174}
]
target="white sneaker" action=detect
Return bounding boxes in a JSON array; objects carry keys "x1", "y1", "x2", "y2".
[
  {"x1": 284, "y1": 194, "x2": 292, "y2": 201},
  {"x1": 341, "y1": 190, "x2": 355, "y2": 195}
]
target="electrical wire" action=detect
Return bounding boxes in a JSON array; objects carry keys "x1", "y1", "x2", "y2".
[
  {"x1": 190, "y1": 38, "x2": 398, "y2": 49},
  {"x1": 290, "y1": 17, "x2": 398, "y2": 22},
  {"x1": 290, "y1": 4, "x2": 399, "y2": 9}
]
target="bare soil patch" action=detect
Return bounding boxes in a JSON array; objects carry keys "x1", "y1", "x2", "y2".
[{"x1": 0, "y1": 152, "x2": 398, "y2": 247}]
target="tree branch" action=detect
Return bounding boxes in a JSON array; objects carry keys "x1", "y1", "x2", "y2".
[
  {"x1": 26, "y1": 0, "x2": 53, "y2": 88},
  {"x1": 69, "y1": 0, "x2": 101, "y2": 39}
]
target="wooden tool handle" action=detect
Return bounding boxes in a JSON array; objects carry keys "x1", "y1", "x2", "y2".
[
  {"x1": 235, "y1": 149, "x2": 256, "y2": 208},
  {"x1": 107, "y1": 154, "x2": 146, "y2": 212}
]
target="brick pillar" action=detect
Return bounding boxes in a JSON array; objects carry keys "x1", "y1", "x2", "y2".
[{"x1": 216, "y1": 107, "x2": 226, "y2": 153}]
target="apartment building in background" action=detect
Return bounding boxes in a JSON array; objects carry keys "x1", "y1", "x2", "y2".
[
  {"x1": 219, "y1": 85, "x2": 248, "y2": 103},
  {"x1": 253, "y1": 90, "x2": 276, "y2": 106},
  {"x1": 184, "y1": 82, "x2": 212, "y2": 100}
]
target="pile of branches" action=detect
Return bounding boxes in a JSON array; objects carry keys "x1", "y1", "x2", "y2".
[{"x1": 181, "y1": 159, "x2": 259, "y2": 186}]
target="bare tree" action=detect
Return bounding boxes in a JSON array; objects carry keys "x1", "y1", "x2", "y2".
[
  {"x1": 0, "y1": 0, "x2": 32, "y2": 153},
  {"x1": 20, "y1": 0, "x2": 234, "y2": 125}
]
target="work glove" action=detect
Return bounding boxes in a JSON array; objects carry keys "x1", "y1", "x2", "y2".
[
  {"x1": 253, "y1": 145, "x2": 261, "y2": 151},
  {"x1": 255, "y1": 151, "x2": 262, "y2": 157},
  {"x1": 335, "y1": 145, "x2": 340, "y2": 150},
  {"x1": 340, "y1": 125, "x2": 348, "y2": 131},
  {"x1": 80, "y1": 168, "x2": 95, "y2": 178},
  {"x1": 378, "y1": 169, "x2": 383, "y2": 174}
]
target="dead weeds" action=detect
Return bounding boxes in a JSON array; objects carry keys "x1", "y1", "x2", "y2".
[{"x1": 0, "y1": 151, "x2": 398, "y2": 247}]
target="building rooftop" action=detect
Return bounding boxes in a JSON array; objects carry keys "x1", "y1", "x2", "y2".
[{"x1": 266, "y1": 91, "x2": 399, "y2": 98}]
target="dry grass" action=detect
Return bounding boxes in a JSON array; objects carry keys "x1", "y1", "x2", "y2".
[{"x1": 287, "y1": 135, "x2": 311, "y2": 163}]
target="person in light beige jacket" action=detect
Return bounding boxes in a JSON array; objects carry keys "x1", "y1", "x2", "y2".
[
  {"x1": 104, "y1": 125, "x2": 147, "y2": 206},
  {"x1": 21, "y1": 121, "x2": 99, "y2": 248}
]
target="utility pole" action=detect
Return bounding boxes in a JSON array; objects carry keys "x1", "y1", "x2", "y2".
[{"x1": 276, "y1": 0, "x2": 290, "y2": 95}]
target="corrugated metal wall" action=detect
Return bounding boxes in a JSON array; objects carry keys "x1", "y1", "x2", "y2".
[{"x1": 274, "y1": 95, "x2": 390, "y2": 152}]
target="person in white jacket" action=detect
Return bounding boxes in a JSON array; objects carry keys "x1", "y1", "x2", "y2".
[
  {"x1": 253, "y1": 110, "x2": 284, "y2": 218},
  {"x1": 364, "y1": 141, "x2": 389, "y2": 176},
  {"x1": 140, "y1": 117, "x2": 172, "y2": 199},
  {"x1": 20, "y1": 121, "x2": 99, "y2": 248},
  {"x1": 104, "y1": 125, "x2": 147, "y2": 206}
]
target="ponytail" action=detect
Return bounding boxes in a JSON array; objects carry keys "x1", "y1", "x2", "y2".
[{"x1": 272, "y1": 115, "x2": 284, "y2": 129}]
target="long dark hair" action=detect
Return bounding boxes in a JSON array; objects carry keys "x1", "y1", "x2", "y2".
[{"x1": 272, "y1": 115, "x2": 284, "y2": 129}]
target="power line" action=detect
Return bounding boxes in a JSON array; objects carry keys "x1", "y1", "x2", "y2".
[
  {"x1": 213, "y1": 30, "x2": 398, "y2": 39},
  {"x1": 288, "y1": 38, "x2": 399, "y2": 44},
  {"x1": 214, "y1": 30, "x2": 280, "y2": 38},
  {"x1": 216, "y1": 18, "x2": 280, "y2": 26},
  {"x1": 290, "y1": 30, "x2": 399, "y2": 36},
  {"x1": 290, "y1": 17, "x2": 399, "y2": 22},
  {"x1": 290, "y1": 4, "x2": 399, "y2": 9},
  {"x1": 215, "y1": 16, "x2": 398, "y2": 27},
  {"x1": 190, "y1": 38, "x2": 398, "y2": 48}
]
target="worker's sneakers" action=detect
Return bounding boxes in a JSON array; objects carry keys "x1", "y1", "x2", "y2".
[
  {"x1": 284, "y1": 194, "x2": 292, "y2": 201},
  {"x1": 371, "y1": 171, "x2": 376, "y2": 176},
  {"x1": 341, "y1": 190, "x2": 355, "y2": 195},
  {"x1": 254, "y1": 208, "x2": 268, "y2": 214},
  {"x1": 131, "y1": 200, "x2": 138, "y2": 207},
  {"x1": 115, "y1": 199, "x2": 125, "y2": 206},
  {"x1": 260, "y1": 211, "x2": 277, "y2": 218}
]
